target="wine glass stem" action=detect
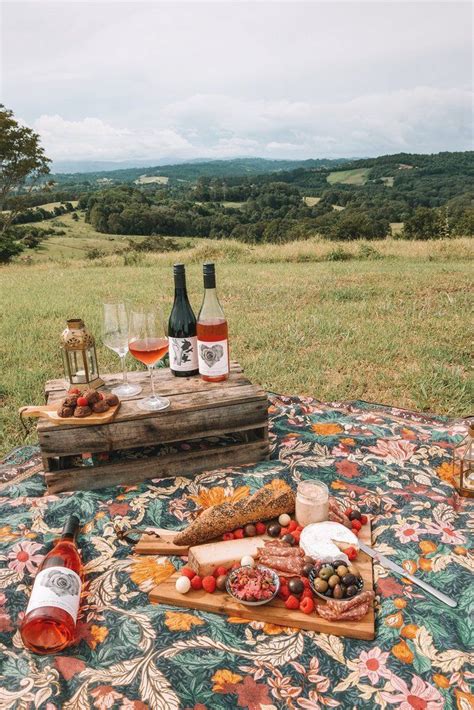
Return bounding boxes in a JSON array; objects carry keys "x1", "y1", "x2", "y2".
[
  {"x1": 148, "y1": 365, "x2": 157, "y2": 399},
  {"x1": 120, "y1": 354, "x2": 128, "y2": 385}
]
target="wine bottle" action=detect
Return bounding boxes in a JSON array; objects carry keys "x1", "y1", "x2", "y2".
[
  {"x1": 197, "y1": 262, "x2": 229, "y2": 382},
  {"x1": 168, "y1": 263, "x2": 199, "y2": 377},
  {"x1": 20, "y1": 515, "x2": 82, "y2": 655}
]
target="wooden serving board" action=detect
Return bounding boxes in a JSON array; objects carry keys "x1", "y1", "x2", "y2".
[
  {"x1": 149, "y1": 521, "x2": 375, "y2": 641},
  {"x1": 134, "y1": 529, "x2": 194, "y2": 556},
  {"x1": 20, "y1": 402, "x2": 120, "y2": 426}
]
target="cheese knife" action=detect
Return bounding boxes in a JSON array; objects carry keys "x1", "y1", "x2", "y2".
[{"x1": 358, "y1": 541, "x2": 457, "y2": 608}]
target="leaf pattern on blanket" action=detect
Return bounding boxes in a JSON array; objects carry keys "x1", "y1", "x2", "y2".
[{"x1": 0, "y1": 395, "x2": 472, "y2": 710}]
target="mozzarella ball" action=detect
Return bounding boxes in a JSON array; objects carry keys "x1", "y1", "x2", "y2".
[
  {"x1": 278, "y1": 513, "x2": 291, "y2": 527},
  {"x1": 240, "y1": 555, "x2": 255, "y2": 567},
  {"x1": 175, "y1": 576, "x2": 191, "y2": 594}
]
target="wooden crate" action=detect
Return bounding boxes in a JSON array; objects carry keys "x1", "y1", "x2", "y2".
[{"x1": 39, "y1": 362, "x2": 269, "y2": 493}]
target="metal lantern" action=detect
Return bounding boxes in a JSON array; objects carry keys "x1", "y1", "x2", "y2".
[
  {"x1": 60, "y1": 318, "x2": 104, "y2": 389},
  {"x1": 453, "y1": 421, "x2": 474, "y2": 498}
]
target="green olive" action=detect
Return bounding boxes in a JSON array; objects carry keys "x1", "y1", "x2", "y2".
[
  {"x1": 333, "y1": 584, "x2": 344, "y2": 599},
  {"x1": 336, "y1": 565, "x2": 348, "y2": 578},
  {"x1": 328, "y1": 574, "x2": 340, "y2": 588},
  {"x1": 314, "y1": 578, "x2": 328, "y2": 593},
  {"x1": 319, "y1": 565, "x2": 334, "y2": 581}
]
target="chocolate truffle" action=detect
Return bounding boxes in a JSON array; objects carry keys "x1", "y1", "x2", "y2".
[
  {"x1": 92, "y1": 400, "x2": 110, "y2": 413},
  {"x1": 104, "y1": 393, "x2": 120, "y2": 406},
  {"x1": 84, "y1": 389, "x2": 101, "y2": 405},
  {"x1": 57, "y1": 405, "x2": 74, "y2": 418},
  {"x1": 74, "y1": 405, "x2": 92, "y2": 417}
]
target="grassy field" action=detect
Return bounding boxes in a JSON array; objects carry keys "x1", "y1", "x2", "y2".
[
  {"x1": 327, "y1": 168, "x2": 370, "y2": 185},
  {"x1": 1, "y1": 237, "x2": 472, "y2": 456}
]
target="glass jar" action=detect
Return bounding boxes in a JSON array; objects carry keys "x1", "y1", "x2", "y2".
[{"x1": 295, "y1": 480, "x2": 329, "y2": 526}]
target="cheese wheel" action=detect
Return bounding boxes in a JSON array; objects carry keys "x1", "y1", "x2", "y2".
[{"x1": 300, "y1": 522, "x2": 358, "y2": 564}]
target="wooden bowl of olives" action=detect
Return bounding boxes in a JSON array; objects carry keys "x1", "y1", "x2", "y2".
[{"x1": 308, "y1": 560, "x2": 364, "y2": 601}]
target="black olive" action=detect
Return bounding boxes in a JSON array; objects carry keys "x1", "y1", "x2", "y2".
[
  {"x1": 324, "y1": 588, "x2": 333, "y2": 597},
  {"x1": 333, "y1": 559, "x2": 347, "y2": 568},
  {"x1": 244, "y1": 524, "x2": 256, "y2": 537},
  {"x1": 342, "y1": 574, "x2": 357, "y2": 587},
  {"x1": 349, "y1": 510, "x2": 361, "y2": 521},
  {"x1": 302, "y1": 563, "x2": 314, "y2": 577},
  {"x1": 281, "y1": 533, "x2": 295, "y2": 545},
  {"x1": 346, "y1": 585, "x2": 358, "y2": 597},
  {"x1": 288, "y1": 578, "x2": 304, "y2": 595},
  {"x1": 267, "y1": 522, "x2": 281, "y2": 537}
]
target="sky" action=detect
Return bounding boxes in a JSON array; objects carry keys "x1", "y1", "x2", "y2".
[{"x1": 1, "y1": 0, "x2": 472, "y2": 165}]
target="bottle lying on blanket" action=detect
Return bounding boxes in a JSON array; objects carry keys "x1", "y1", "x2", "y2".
[{"x1": 20, "y1": 516, "x2": 82, "y2": 654}]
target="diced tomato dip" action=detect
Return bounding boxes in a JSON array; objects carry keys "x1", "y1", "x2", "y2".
[{"x1": 228, "y1": 566, "x2": 277, "y2": 602}]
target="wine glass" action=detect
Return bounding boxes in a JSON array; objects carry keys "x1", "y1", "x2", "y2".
[
  {"x1": 102, "y1": 303, "x2": 142, "y2": 398},
  {"x1": 128, "y1": 306, "x2": 170, "y2": 412}
]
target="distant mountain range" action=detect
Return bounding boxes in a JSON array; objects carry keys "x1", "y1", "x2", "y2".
[{"x1": 51, "y1": 157, "x2": 352, "y2": 181}]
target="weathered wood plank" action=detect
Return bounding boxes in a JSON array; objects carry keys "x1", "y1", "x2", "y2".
[
  {"x1": 39, "y1": 404, "x2": 268, "y2": 456},
  {"x1": 44, "y1": 361, "x2": 244, "y2": 397},
  {"x1": 45, "y1": 439, "x2": 270, "y2": 493}
]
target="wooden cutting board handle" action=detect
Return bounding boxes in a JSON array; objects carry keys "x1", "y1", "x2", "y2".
[{"x1": 19, "y1": 405, "x2": 53, "y2": 418}]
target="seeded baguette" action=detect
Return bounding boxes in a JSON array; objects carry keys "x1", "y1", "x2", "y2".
[{"x1": 173, "y1": 481, "x2": 295, "y2": 547}]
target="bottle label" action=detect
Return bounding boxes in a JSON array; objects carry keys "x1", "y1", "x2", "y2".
[
  {"x1": 169, "y1": 336, "x2": 198, "y2": 372},
  {"x1": 26, "y1": 566, "x2": 81, "y2": 623},
  {"x1": 197, "y1": 339, "x2": 229, "y2": 377}
]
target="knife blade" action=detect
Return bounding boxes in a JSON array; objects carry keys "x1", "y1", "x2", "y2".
[{"x1": 358, "y1": 541, "x2": 457, "y2": 608}]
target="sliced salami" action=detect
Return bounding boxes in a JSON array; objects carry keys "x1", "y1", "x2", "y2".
[{"x1": 257, "y1": 555, "x2": 305, "y2": 575}]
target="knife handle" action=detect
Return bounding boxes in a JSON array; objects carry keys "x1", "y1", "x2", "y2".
[{"x1": 403, "y1": 571, "x2": 457, "y2": 608}]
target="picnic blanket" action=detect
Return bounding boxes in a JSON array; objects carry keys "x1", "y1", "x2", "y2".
[{"x1": 0, "y1": 394, "x2": 472, "y2": 710}]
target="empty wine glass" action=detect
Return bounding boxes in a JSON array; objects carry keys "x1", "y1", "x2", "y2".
[
  {"x1": 102, "y1": 302, "x2": 142, "y2": 398},
  {"x1": 128, "y1": 306, "x2": 170, "y2": 412}
]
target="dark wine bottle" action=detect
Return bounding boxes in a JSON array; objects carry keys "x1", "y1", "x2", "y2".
[
  {"x1": 20, "y1": 515, "x2": 82, "y2": 655},
  {"x1": 168, "y1": 263, "x2": 199, "y2": 377},
  {"x1": 197, "y1": 262, "x2": 229, "y2": 382}
]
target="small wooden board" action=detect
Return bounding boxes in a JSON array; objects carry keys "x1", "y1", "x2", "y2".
[
  {"x1": 134, "y1": 529, "x2": 193, "y2": 556},
  {"x1": 149, "y1": 522, "x2": 375, "y2": 640},
  {"x1": 20, "y1": 403, "x2": 120, "y2": 426}
]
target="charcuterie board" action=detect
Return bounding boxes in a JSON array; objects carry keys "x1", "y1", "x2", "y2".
[
  {"x1": 134, "y1": 529, "x2": 201, "y2": 556},
  {"x1": 149, "y1": 520, "x2": 375, "y2": 641}
]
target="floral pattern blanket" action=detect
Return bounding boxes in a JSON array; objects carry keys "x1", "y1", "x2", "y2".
[{"x1": 0, "y1": 395, "x2": 473, "y2": 710}]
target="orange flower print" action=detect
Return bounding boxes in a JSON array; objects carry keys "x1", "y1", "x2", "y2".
[
  {"x1": 419, "y1": 557, "x2": 433, "y2": 572},
  {"x1": 89, "y1": 625, "x2": 109, "y2": 649},
  {"x1": 393, "y1": 598, "x2": 407, "y2": 609},
  {"x1": 311, "y1": 422, "x2": 344, "y2": 436},
  {"x1": 331, "y1": 481, "x2": 347, "y2": 490},
  {"x1": 0, "y1": 526, "x2": 18, "y2": 542},
  {"x1": 190, "y1": 485, "x2": 250, "y2": 509},
  {"x1": 385, "y1": 612, "x2": 404, "y2": 629},
  {"x1": 454, "y1": 546, "x2": 468, "y2": 556},
  {"x1": 90, "y1": 685, "x2": 122, "y2": 710},
  {"x1": 268, "y1": 478, "x2": 292, "y2": 492},
  {"x1": 433, "y1": 674, "x2": 450, "y2": 689},
  {"x1": 419, "y1": 540, "x2": 437, "y2": 555},
  {"x1": 130, "y1": 557, "x2": 175, "y2": 591},
  {"x1": 164, "y1": 611, "x2": 204, "y2": 632},
  {"x1": 436, "y1": 461, "x2": 458, "y2": 484},
  {"x1": 391, "y1": 639, "x2": 414, "y2": 664},
  {"x1": 340, "y1": 438, "x2": 355, "y2": 446},
  {"x1": 261, "y1": 622, "x2": 298, "y2": 635},
  {"x1": 400, "y1": 624, "x2": 419, "y2": 639},
  {"x1": 212, "y1": 669, "x2": 243, "y2": 693}
]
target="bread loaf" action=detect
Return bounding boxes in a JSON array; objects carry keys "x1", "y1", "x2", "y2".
[{"x1": 173, "y1": 481, "x2": 295, "y2": 547}]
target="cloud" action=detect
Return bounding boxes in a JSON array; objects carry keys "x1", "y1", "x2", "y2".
[{"x1": 32, "y1": 86, "x2": 473, "y2": 162}]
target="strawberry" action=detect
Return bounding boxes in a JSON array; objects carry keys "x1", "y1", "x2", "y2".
[
  {"x1": 180, "y1": 567, "x2": 196, "y2": 580},
  {"x1": 295, "y1": 525, "x2": 304, "y2": 533},
  {"x1": 284, "y1": 594, "x2": 300, "y2": 610},
  {"x1": 191, "y1": 575, "x2": 203, "y2": 590},
  {"x1": 68, "y1": 387, "x2": 80, "y2": 394},
  {"x1": 352, "y1": 519, "x2": 362, "y2": 531},
  {"x1": 301, "y1": 588, "x2": 314, "y2": 600},
  {"x1": 233, "y1": 528, "x2": 244, "y2": 539},
  {"x1": 255, "y1": 522, "x2": 267, "y2": 535},
  {"x1": 345, "y1": 508, "x2": 353, "y2": 517},
  {"x1": 292, "y1": 530, "x2": 301, "y2": 543},
  {"x1": 278, "y1": 586, "x2": 290, "y2": 600},
  {"x1": 288, "y1": 520, "x2": 298, "y2": 532},
  {"x1": 222, "y1": 532, "x2": 234, "y2": 541},
  {"x1": 360, "y1": 514, "x2": 368, "y2": 525},
  {"x1": 280, "y1": 527, "x2": 289, "y2": 537},
  {"x1": 300, "y1": 596, "x2": 315, "y2": 615},
  {"x1": 346, "y1": 546, "x2": 358, "y2": 561},
  {"x1": 77, "y1": 396, "x2": 88, "y2": 407},
  {"x1": 202, "y1": 575, "x2": 216, "y2": 593},
  {"x1": 214, "y1": 566, "x2": 228, "y2": 578}
]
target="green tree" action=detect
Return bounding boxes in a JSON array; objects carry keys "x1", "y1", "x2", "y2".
[
  {"x1": 402, "y1": 207, "x2": 444, "y2": 240},
  {"x1": 0, "y1": 105, "x2": 51, "y2": 244}
]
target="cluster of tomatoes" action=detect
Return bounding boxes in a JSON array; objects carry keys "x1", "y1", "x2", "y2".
[
  {"x1": 178, "y1": 564, "x2": 237, "y2": 594},
  {"x1": 278, "y1": 575, "x2": 315, "y2": 614}
]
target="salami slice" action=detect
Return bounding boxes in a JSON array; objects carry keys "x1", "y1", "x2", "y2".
[
  {"x1": 257, "y1": 555, "x2": 305, "y2": 575},
  {"x1": 262, "y1": 541, "x2": 304, "y2": 557},
  {"x1": 326, "y1": 590, "x2": 374, "y2": 613}
]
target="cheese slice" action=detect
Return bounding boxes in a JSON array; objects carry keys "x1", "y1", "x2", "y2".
[
  {"x1": 300, "y1": 522, "x2": 358, "y2": 564},
  {"x1": 188, "y1": 536, "x2": 267, "y2": 576}
]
